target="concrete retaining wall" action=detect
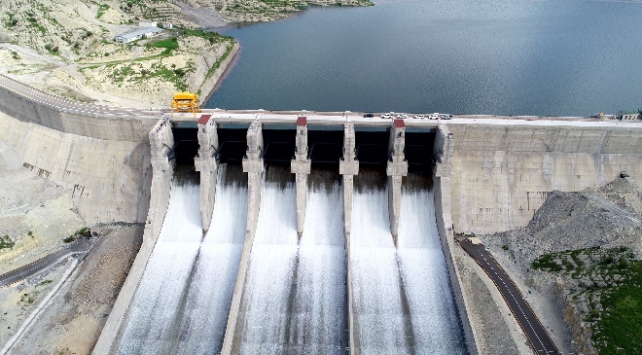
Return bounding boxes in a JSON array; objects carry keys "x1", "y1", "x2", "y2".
[
  {"x1": 0, "y1": 76, "x2": 157, "y2": 142},
  {"x1": 433, "y1": 126, "x2": 480, "y2": 355},
  {"x1": 447, "y1": 124, "x2": 642, "y2": 234},
  {"x1": 0, "y1": 111, "x2": 152, "y2": 224},
  {"x1": 92, "y1": 118, "x2": 174, "y2": 355}
]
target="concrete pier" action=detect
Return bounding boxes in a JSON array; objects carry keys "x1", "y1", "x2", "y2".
[
  {"x1": 291, "y1": 117, "x2": 311, "y2": 236},
  {"x1": 339, "y1": 122, "x2": 359, "y2": 236},
  {"x1": 386, "y1": 119, "x2": 409, "y2": 241},
  {"x1": 222, "y1": 120, "x2": 264, "y2": 355},
  {"x1": 193, "y1": 114, "x2": 219, "y2": 232},
  {"x1": 338, "y1": 121, "x2": 359, "y2": 354},
  {"x1": 92, "y1": 118, "x2": 174, "y2": 355}
]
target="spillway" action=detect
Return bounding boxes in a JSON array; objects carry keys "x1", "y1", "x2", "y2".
[
  {"x1": 230, "y1": 166, "x2": 348, "y2": 353},
  {"x1": 115, "y1": 174, "x2": 203, "y2": 354},
  {"x1": 114, "y1": 164, "x2": 247, "y2": 354},
  {"x1": 350, "y1": 172, "x2": 467, "y2": 354}
]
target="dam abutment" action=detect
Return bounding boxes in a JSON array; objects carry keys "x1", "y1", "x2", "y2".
[{"x1": 93, "y1": 118, "x2": 175, "y2": 354}]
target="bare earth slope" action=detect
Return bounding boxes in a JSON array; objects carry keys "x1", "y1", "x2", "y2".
[{"x1": 480, "y1": 176, "x2": 642, "y2": 355}]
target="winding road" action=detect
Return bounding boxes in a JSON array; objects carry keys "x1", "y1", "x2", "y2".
[
  {"x1": 457, "y1": 237, "x2": 560, "y2": 355},
  {"x1": 0, "y1": 239, "x2": 93, "y2": 288}
]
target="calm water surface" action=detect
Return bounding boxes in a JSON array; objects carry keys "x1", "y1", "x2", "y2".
[{"x1": 207, "y1": 0, "x2": 642, "y2": 116}]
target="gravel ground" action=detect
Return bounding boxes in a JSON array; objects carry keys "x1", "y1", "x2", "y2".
[
  {"x1": 5, "y1": 224, "x2": 143, "y2": 355},
  {"x1": 479, "y1": 176, "x2": 642, "y2": 355}
]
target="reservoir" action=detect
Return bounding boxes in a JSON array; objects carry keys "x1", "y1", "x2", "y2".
[{"x1": 206, "y1": 0, "x2": 642, "y2": 116}]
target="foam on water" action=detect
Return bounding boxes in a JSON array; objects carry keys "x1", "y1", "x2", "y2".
[
  {"x1": 172, "y1": 165, "x2": 248, "y2": 354},
  {"x1": 236, "y1": 177, "x2": 348, "y2": 354},
  {"x1": 351, "y1": 186, "x2": 467, "y2": 354},
  {"x1": 115, "y1": 180, "x2": 203, "y2": 354},
  {"x1": 115, "y1": 165, "x2": 248, "y2": 354}
]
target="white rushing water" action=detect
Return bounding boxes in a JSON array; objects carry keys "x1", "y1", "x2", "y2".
[
  {"x1": 351, "y1": 186, "x2": 467, "y2": 355},
  {"x1": 236, "y1": 177, "x2": 348, "y2": 353},
  {"x1": 173, "y1": 165, "x2": 248, "y2": 354},
  {"x1": 116, "y1": 165, "x2": 248, "y2": 354},
  {"x1": 116, "y1": 179, "x2": 203, "y2": 354}
]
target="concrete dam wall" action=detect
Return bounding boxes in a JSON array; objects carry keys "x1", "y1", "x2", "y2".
[
  {"x1": 4, "y1": 73, "x2": 642, "y2": 354},
  {"x1": 444, "y1": 123, "x2": 642, "y2": 234},
  {"x1": 0, "y1": 75, "x2": 159, "y2": 224}
]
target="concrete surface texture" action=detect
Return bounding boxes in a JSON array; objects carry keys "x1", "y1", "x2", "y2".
[
  {"x1": 386, "y1": 120, "x2": 408, "y2": 240},
  {"x1": 0, "y1": 110, "x2": 151, "y2": 224},
  {"x1": 446, "y1": 123, "x2": 642, "y2": 234},
  {"x1": 194, "y1": 116, "x2": 219, "y2": 231},
  {"x1": 0, "y1": 74, "x2": 158, "y2": 142},
  {"x1": 92, "y1": 119, "x2": 174, "y2": 355},
  {"x1": 291, "y1": 120, "x2": 311, "y2": 235}
]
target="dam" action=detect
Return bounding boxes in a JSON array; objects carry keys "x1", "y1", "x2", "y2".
[
  {"x1": 3, "y1": 75, "x2": 642, "y2": 354},
  {"x1": 105, "y1": 115, "x2": 467, "y2": 354}
]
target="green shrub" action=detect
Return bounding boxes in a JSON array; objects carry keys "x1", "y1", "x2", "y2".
[{"x1": 0, "y1": 235, "x2": 14, "y2": 249}]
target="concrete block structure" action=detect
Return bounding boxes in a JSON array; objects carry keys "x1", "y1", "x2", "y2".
[
  {"x1": 194, "y1": 114, "x2": 219, "y2": 231},
  {"x1": 291, "y1": 117, "x2": 312, "y2": 236},
  {"x1": 386, "y1": 119, "x2": 408, "y2": 240}
]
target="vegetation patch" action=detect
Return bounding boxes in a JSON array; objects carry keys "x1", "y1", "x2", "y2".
[
  {"x1": 96, "y1": 4, "x2": 111, "y2": 19},
  {"x1": 36, "y1": 279, "x2": 53, "y2": 287},
  {"x1": 4, "y1": 13, "x2": 18, "y2": 28},
  {"x1": 145, "y1": 37, "x2": 179, "y2": 56},
  {"x1": 533, "y1": 247, "x2": 642, "y2": 354},
  {"x1": 63, "y1": 227, "x2": 91, "y2": 243},
  {"x1": 0, "y1": 235, "x2": 15, "y2": 249}
]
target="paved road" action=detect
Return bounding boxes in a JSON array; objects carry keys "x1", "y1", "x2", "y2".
[
  {"x1": 456, "y1": 237, "x2": 560, "y2": 355},
  {"x1": 0, "y1": 239, "x2": 92, "y2": 287},
  {"x1": 0, "y1": 74, "x2": 160, "y2": 118}
]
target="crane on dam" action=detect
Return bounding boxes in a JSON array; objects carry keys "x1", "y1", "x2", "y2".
[{"x1": 171, "y1": 92, "x2": 201, "y2": 117}]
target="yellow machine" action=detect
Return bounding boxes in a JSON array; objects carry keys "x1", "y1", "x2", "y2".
[{"x1": 171, "y1": 92, "x2": 201, "y2": 117}]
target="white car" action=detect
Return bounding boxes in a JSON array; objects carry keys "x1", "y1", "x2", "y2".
[
  {"x1": 397, "y1": 113, "x2": 408, "y2": 119},
  {"x1": 440, "y1": 114, "x2": 452, "y2": 120},
  {"x1": 428, "y1": 113, "x2": 439, "y2": 120},
  {"x1": 414, "y1": 114, "x2": 425, "y2": 119},
  {"x1": 381, "y1": 114, "x2": 393, "y2": 119}
]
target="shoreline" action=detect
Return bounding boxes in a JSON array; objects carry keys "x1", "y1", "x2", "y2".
[{"x1": 200, "y1": 43, "x2": 241, "y2": 107}]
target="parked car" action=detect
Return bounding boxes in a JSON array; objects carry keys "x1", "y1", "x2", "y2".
[
  {"x1": 428, "y1": 113, "x2": 439, "y2": 120},
  {"x1": 381, "y1": 114, "x2": 393, "y2": 119},
  {"x1": 363, "y1": 113, "x2": 375, "y2": 118},
  {"x1": 414, "y1": 114, "x2": 425, "y2": 119},
  {"x1": 397, "y1": 113, "x2": 408, "y2": 119},
  {"x1": 440, "y1": 114, "x2": 452, "y2": 120}
]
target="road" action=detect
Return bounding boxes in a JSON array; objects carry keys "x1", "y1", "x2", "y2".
[
  {"x1": 456, "y1": 237, "x2": 560, "y2": 355},
  {"x1": 0, "y1": 74, "x2": 160, "y2": 118},
  {"x1": 0, "y1": 239, "x2": 92, "y2": 288}
]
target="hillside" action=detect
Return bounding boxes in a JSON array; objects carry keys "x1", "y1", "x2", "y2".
[
  {"x1": 0, "y1": 0, "x2": 371, "y2": 108},
  {"x1": 479, "y1": 176, "x2": 642, "y2": 355}
]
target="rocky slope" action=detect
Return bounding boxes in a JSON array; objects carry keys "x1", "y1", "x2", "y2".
[
  {"x1": 479, "y1": 176, "x2": 642, "y2": 355},
  {"x1": 0, "y1": 0, "x2": 236, "y2": 107}
]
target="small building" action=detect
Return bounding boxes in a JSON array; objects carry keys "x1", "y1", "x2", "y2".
[
  {"x1": 161, "y1": 22, "x2": 173, "y2": 29},
  {"x1": 114, "y1": 27, "x2": 163, "y2": 44},
  {"x1": 618, "y1": 110, "x2": 641, "y2": 120},
  {"x1": 138, "y1": 21, "x2": 157, "y2": 28}
]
